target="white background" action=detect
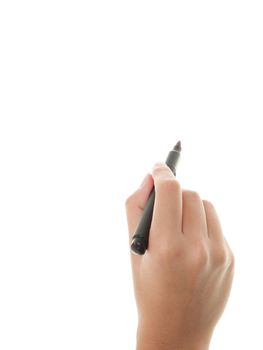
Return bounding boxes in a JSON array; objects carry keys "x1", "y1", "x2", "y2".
[{"x1": 0, "y1": 1, "x2": 262, "y2": 349}]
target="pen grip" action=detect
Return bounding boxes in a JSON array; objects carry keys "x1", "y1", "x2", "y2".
[{"x1": 130, "y1": 187, "x2": 155, "y2": 255}]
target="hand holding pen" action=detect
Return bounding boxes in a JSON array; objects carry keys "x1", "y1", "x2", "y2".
[
  {"x1": 130, "y1": 141, "x2": 181, "y2": 255},
  {"x1": 125, "y1": 144, "x2": 235, "y2": 350}
]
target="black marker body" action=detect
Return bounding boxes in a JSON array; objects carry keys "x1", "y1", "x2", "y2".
[{"x1": 130, "y1": 142, "x2": 181, "y2": 255}]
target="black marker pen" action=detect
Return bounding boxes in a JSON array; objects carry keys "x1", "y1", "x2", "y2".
[{"x1": 130, "y1": 141, "x2": 182, "y2": 255}]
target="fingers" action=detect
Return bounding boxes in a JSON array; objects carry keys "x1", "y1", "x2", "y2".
[
  {"x1": 125, "y1": 162, "x2": 225, "y2": 257},
  {"x1": 150, "y1": 163, "x2": 182, "y2": 242},
  {"x1": 182, "y1": 190, "x2": 208, "y2": 239}
]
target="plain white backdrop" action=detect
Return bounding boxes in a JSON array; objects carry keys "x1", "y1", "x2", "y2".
[{"x1": 0, "y1": 1, "x2": 262, "y2": 349}]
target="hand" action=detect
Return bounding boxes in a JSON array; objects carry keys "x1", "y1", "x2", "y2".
[{"x1": 125, "y1": 163, "x2": 235, "y2": 350}]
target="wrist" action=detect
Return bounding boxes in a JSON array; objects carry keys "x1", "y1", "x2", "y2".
[
  {"x1": 136, "y1": 339, "x2": 209, "y2": 350},
  {"x1": 136, "y1": 323, "x2": 210, "y2": 350}
]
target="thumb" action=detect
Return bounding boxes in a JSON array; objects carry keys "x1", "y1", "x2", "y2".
[{"x1": 125, "y1": 173, "x2": 154, "y2": 242}]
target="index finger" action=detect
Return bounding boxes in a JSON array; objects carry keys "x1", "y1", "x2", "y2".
[{"x1": 150, "y1": 162, "x2": 182, "y2": 243}]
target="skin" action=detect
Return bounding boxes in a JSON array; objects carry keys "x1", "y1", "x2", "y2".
[{"x1": 125, "y1": 162, "x2": 235, "y2": 350}]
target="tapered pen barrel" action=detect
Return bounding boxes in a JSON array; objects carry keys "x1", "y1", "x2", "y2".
[
  {"x1": 130, "y1": 142, "x2": 181, "y2": 255},
  {"x1": 165, "y1": 149, "x2": 180, "y2": 176}
]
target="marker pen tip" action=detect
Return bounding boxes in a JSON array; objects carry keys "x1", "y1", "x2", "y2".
[{"x1": 174, "y1": 140, "x2": 182, "y2": 152}]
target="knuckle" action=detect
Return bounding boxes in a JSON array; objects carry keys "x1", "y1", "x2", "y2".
[
  {"x1": 218, "y1": 238, "x2": 235, "y2": 270},
  {"x1": 189, "y1": 242, "x2": 209, "y2": 269},
  {"x1": 213, "y1": 244, "x2": 228, "y2": 266},
  {"x1": 158, "y1": 178, "x2": 181, "y2": 193},
  {"x1": 227, "y1": 247, "x2": 235, "y2": 270}
]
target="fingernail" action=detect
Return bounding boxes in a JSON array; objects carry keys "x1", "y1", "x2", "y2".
[
  {"x1": 153, "y1": 162, "x2": 166, "y2": 170},
  {"x1": 140, "y1": 174, "x2": 149, "y2": 188}
]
